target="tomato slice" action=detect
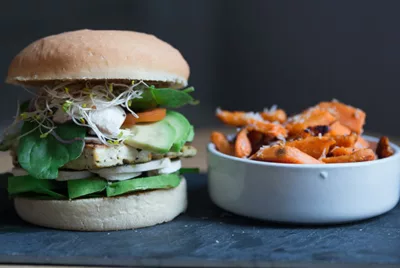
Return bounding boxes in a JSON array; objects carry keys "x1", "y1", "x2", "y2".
[{"x1": 123, "y1": 108, "x2": 167, "y2": 127}]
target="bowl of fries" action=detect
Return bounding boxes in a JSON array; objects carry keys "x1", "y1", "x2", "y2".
[{"x1": 208, "y1": 100, "x2": 400, "y2": 224}]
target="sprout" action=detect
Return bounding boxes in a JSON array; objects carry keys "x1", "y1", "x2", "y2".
[{"x1": 3, "y1": 80, "x2": 149, "y2": 147}]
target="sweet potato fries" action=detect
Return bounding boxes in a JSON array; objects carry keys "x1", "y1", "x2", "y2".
[{"x1": 211, "y1": 100, "x2": 394, "y2": 164}]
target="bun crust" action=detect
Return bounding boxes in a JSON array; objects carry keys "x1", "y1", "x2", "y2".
[
  {"x1": 6, "y1": 29, "x2": 189, "y2": 87},
  {"x1": 14, "y1": 178, "x2": 187, "y2": 231}
]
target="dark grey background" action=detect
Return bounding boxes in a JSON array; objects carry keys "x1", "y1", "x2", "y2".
[{"x1": 1, "y1": 0, "x2": 399, "y2": 135}]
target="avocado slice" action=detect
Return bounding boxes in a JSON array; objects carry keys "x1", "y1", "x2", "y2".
[
  {"x1": 124, "y1": 120, "x2": 176, "y2": 153},
  {"x1": 164, "y1": 111, "x2": 191, "y2": 152},
  {"x1": 186, "y1": 125, "x2": 195, "y2": 142}
]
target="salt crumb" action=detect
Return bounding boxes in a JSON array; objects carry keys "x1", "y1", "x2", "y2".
[
  {"x1": 184, "y1": 225, "x2": 188, "y2": 227},
  {"x1": 264, "y1": 104, "x2": 278, "y2": 114},
  {"x1": 107, "y1": 233, "x2": 110, "y2": 235},
  {"x1": 232, "y1": 234, "x2": 235, "y2": 236},
  {"x1": 216, "y1": 240, "x2": 219, "y2": 243},
  {"x1": 359, "y1": 229, "x2": 363, "y2": 231}
]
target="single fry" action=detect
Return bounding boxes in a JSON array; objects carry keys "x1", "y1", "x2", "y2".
[
  {"x1": 322, "y1": 148, "x2": 376, "y2": 163},
  {"x1": 331, "y1": 133, "x2": 358, "y2": 148},
  {"x1": 246, "y1": 121, "x2": 288, "y2": 139},
  {"x1": 216, "y1": 110, "x2": 248, "y2": 126},
  {"x1": 286, "y1": 108, "x2": 336, "y2": 137},
  {"x1": 328, "y1": 121, "x2": 351, "y2": 136},
  {"x1": 329, "y1": 147, "x2": 355, "y2": 157},
  {"x1": 317, "y1": 101, "x2": 366, "y2": 134},
  {"x1": 251, "y1": 145, "x2": 324, "y2": 164},
  {"x1": 285, "y1": 136, "x2": 336, "y2": 159},
  {"x1": 355, "y1": 136, "x2": 370, "y2": 149},
  {"x1": 216, "y1": 109, "x2": 287, "y2": 138},
  {"x1": 376, "y1": 136, "x2": 394, "y2": 159},
  {"x1": 235, "y1": 129, "x2": 252, "y2": 158},
  {"x1": 261, "y1": 109, "x2": 287, "y2": 123},
  {"x1": 210, "y1": 131, "x2": 233, "y2": 155}
]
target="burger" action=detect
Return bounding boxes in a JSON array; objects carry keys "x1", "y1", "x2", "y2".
[{"x1": 1, "y1": 29, "x2": 198, "y2": 231}]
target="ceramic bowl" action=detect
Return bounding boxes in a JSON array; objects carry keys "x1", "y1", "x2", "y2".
[{"x1": 207, "y1": 135, "x2": 400, "y2": 224}]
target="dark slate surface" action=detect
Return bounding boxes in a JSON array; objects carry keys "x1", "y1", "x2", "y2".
[{"x1": 0, "y1": 173, "x2": 400, "y2": 267}]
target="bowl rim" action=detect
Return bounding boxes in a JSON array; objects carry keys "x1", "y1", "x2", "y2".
[{"x1": 207, "y1": 135, "x2": 400, "y2": 169}]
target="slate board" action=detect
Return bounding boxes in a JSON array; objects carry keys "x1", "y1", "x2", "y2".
[{"x1": 0, "y1": 173, "x2": 400, "y2": 268}]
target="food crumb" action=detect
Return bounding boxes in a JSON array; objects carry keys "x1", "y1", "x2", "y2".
[{"x1": 216, "y1": 240, "x2": 219, "y2": 243}]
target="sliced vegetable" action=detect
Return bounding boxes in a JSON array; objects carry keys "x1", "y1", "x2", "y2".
[
  {"x1": 317, "y1": 101, "x2": 366, "y2": 134},
  {"x1": 376, "y1": 136, "x2": 394, "y2": 159},
  {"x1": 210, "y1": 131, "x2": 233, "y2": 155},
  {"x1": 8, "y1": 175, "x2": 65, "y2": 199},
  {"x1": 17, "y1": 122, "x2": 86, "y2": 179},
  {"x1": 106, "y1": 173, "x2": 181, "y2": 197},
  {"x1": 186, "y1": 125, "x2": 195, "y2": 142},
  {"x1": 234, "y1": 128, "x2": 252, "y2": 158},
  {"x1": 329, "y1": 147, "x2": 355, "y2": 157},
  {"x1": 322, "y1": 148, "x2": 376, "y2": 163},
  {"x1": 122, "y1": 108, "x2": 166, "y2": 127},
  {"x1": 328, "y1": 121, "x2": 351, "y2": 136},
  {"x1": 164, "y1": 111, "x2": 191, "y2": 152},
  {"x1": 286, "y1": 109, "x2": 336, "y2": 137},
  {"x1": 285, "y1": 136, "x2": 336, "y2": 159},
  {"x1": 124, "y1": 119, "x2": 176, "y2": 153},
  {"x1": 261, "y1": 109, "x2": 287, "y2": 123},
  {"x1": 251, "y1": 145, "x2": 323, "y2": 164},
  {"x1": 331, "y1": 133, "x2": 358, "y2": 148},
  {"x1": 68, "y1": 178, "x2": 107, "y2": 199}
]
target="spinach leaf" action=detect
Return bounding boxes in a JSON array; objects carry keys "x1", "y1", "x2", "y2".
[
  {"x1": 68, "y1": 178, "x2": 107, "y2": 199},
  {"x1": 152, "y1": 87, "x2": 198, "y2": 108},
  {"x1": 8, "y1": 175, "x2": 65, "y2": 199},
  {"x1": 17, "y1": 122, "x2": 86, "y2": 179},
  {"x1": 106, "y1": 173, "x2": 181, "y2": 197},
  {"x1": 131, "y1": 87, "x2": 198, "y2": 110}
]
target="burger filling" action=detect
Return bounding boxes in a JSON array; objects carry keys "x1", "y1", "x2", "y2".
[{"x1": 1, "y1": 80, "x2": 198, "y2": 199}]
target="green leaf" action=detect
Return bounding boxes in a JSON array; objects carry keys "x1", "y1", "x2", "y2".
[
  {"x1": 68, "y1": 178, "x2": 107, "y2": 199},
  {"x1": 106, "y1": 173, "x2": 181, "y2": 197},
  {"x1": 8, "y1": 175, "x2": 65, "y2": 199},
  {"x1": 152, "y1": 87, "x2": 198, "y2": 108},
  {"x1": 130, "y1": 87, "x2": 198, "y2": 110},
  {"x1": 179, "y1": 168, "x2": 200, "y2": 174},
  {"x1": 17, "y1": 122, "x2": 86, "y2": 179}
]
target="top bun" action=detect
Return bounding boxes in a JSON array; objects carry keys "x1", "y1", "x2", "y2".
[{"x1": 6, "y1": 29, "x2": 190, "y2": 88}]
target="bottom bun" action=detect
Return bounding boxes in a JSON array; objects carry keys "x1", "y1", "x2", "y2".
[{"x1": 14, "y1": 177, "x2": 187, "y2": 231}]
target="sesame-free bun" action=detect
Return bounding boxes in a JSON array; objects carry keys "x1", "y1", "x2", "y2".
[
  {"x1": 6, "y1": 29, "x2": 189, "y2": 88},
  {"x1": 14, "y1": 178, "x2": 187, "y2": 231}
]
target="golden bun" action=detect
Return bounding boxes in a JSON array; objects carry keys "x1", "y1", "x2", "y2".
[{"x1": 6, "y1": 29, "x2": 189, "y2": 87}]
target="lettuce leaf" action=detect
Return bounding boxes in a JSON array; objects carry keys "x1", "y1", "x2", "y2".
[
  {"x1": 106, "y1": 173, "x2": 181, "y2": 197},
  {"x1": 18, "y1": 122, "x2": 86, "y2": 179},
  {"x1": 8, "y1": 175, "x2": 65, "y2": 199},
  {"x1": 131, "y1": 87, "x2": 198, "y2": 110},
  {"x1": 8, "y1": 173, "x2": 182, "y2": 199},
  {"x1": 68, "y1": 178, "x2": 107, "y2": 199}
]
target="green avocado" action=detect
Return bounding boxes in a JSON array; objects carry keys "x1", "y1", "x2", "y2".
[
  {"x1": 164, "y1": 111, "x2": 191, "y2": 152},
  {"x1": 124, "y1": 119, "x2": 176, "y2": 153}
]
